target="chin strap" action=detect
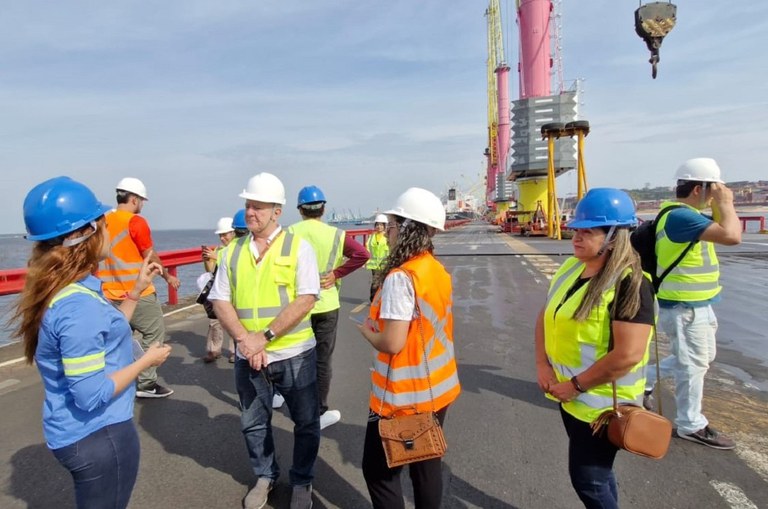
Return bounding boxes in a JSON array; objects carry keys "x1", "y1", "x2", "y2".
[
  {"x1": 62, "y1": 221, "x2": 98, "y2": 248},
  {"x1": 596, "y1": 225, "x2": 617, "y2": 256}
]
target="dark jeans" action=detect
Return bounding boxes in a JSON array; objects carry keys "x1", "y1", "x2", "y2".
[
  {"x1": 235, "y1": 348, "x2": 320, "y2": 486},
  {"x1": 370, "y1": 270, "x2": 382, "y2": 303},
  {"x1": 362, "y1": 408, "x2": 448, "y2": 509},
  {"x1": 51, "y1": 419, "x2": 140, "y2": 509},
  {"x1": 560, "y1": 406, "x2": 620, "y2": 509},
  {"x1": 310, "y1": 309, "x2": 339, "y2": 414}
]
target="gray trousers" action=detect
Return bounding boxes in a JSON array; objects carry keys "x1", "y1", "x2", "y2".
[{"x1": 113, "y1": 293, "x2": 166, "y2": 390}]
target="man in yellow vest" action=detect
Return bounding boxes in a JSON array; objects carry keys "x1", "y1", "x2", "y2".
[
  {"x1": 209, "y1": 173, "x2": 320, "y2": 509},
  {"x1": 644, "y1": 158, "x2": 742, "y2": 450},
  {"x1": 97, "y1": 177, "x2": 179, "y2": 398},
  {"x1": 288, "y1": 186, "x2": 369, "y2": 430},
  {"x1": 365, "y1": 214, "x2": 390, "y2": 302}
]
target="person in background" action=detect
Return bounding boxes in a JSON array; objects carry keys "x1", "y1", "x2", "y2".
[
  {"x1": 200, "y1": 216, "x2": 236, "y2": 363},
  {"x1": 358, "y1": 187, "x2": 460, "y2": 509},
  {"x1": 96, "y1": 177, "x2": 178, "y2": 398},
  {"x1": 644, "y1": 158, "x2": 742, "y2": 450},
  {"x1": 365, "y1": 214, "x2": 390, "y2": 302},
  {"x1": 209, "y1": 173, "x2": 320, "y2": 509},
  {"x1": 232, "y1": 208, "x2": 249, "y2": 238},
  {"x1": 11, "y1": 176, "x2": 171, "y2": 509},
  {"x1": 288, "y1": 185, "x2": 369, "y2": 429},
  {"x1": 535, "y1": 188, "x2": 654, "y2": 509}
]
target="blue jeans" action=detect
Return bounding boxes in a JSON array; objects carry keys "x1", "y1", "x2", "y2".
[
  {"x1": 235, "y1": 347, "x2": 320, "y2": 486},
  {"x1": 560, "y1": 407, "x2": 619, "y2": 509},
  {"x1": 647, "y1": 304, "x2": 717, "y2": 434},
  {"x1": 51, "y1": 419, "x2": 140, "y2": 509}
]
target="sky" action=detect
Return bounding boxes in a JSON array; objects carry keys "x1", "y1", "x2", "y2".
[{"x1": 1, "y1": 0, "x2": 766, "y2": 233}]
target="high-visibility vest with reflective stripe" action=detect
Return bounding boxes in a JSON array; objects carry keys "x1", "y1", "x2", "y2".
[
  {"x1": 544, "y1": 257, "x2": 651, "y2": 423},
  {"x1": 288, "y1": 220, "x2": 345, "y2": 315},
  {"x1": 224, "y1": 232, "x2": 314, "y2": 352},
  {"x1": 49, "y1": 284, "x2": 108, "y2": 377},
  {"x1": 368, "y1": 252, "x2": 460, "y2": 417},
  {"x1": 655, "y1": 201, "x2": 721, "y2": 302},
  {"x1": 97, "y1": 210, "x2": 154, "y2": 300},
  {"x1": 365, "y1": 232, "x2": 389, "y2": 270}
]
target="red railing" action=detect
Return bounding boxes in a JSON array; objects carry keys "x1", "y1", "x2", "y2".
[{"x1": 0, "y1": 220, "x2": 473, "y2": 302}]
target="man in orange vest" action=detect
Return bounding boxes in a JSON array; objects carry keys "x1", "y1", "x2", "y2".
[{"x1": 97, "y1": 177, "x2": 179, "y2": 398}]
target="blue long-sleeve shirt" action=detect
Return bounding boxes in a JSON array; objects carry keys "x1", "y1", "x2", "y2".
[{"x1": 36, "y1": 274, "x2": 135, "y2": 449}]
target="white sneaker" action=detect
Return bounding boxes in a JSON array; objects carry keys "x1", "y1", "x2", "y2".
[
  {"x1": 272, "y1": 392, "x2": 285, "y2": 409},
  {"x1": 320, "y1": 410, "x2": 341, "y2": 430}
]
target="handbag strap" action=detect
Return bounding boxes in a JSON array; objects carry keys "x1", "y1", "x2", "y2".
[
  {"x1": 608, "y1": 278, "x2": 664, "y2": 417},
  {"x1": 378, "y1": 270, "x2": 436, "y2": 417}
]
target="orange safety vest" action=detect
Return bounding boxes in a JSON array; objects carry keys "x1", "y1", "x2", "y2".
[
  {"x1": 97, "y1": 210, "x2": 155, "y2": 300},
  {"x1": 368, "y1": 252, "x2": 460, "y2": 417}
]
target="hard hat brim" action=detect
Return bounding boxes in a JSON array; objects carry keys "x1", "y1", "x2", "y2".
[
  {"x1": 239, "y1": 191, "x2": 286, "y2": 205},
  {"x1": 566, "y1": 219, "x2": 637, "y2": 229},
  {"x1": 214, "y1": 228, "x2": 235, "y2": 234},
  {"x1": 384, "y1": 209, "x2": 445, "y2": 231}
]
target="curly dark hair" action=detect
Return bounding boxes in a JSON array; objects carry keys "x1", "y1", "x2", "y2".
[{"x1": 374, "y1": 216, "x2": 434, "y2": 288}]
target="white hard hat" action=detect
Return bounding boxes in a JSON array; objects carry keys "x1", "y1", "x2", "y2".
[
  {"x1": 385, "y1": 187, "x2": 446, "y2": 231},
  {"x1": 214, "y1": 217, "x2": 234, "y2": 234},
  {"x1": 374, "y1": 214, "x2": 388, "y2": 224},
  {"x1": 238, "y1": 172, "x2": 286, "y2": 205},
  {"x1": 116, "y1": 177, "x2": 148, "y2": 200},
  {"x1": 675, "y1": 158, "x2": 724, "y2": 184}
]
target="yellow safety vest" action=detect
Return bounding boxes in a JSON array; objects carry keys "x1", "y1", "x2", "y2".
[
  {"x1": 365, "y1": 232, "x2": 389, "y2": 270},
  {"x1": 224, "y1": 232, "x2": 314, "y2": 352},
  {"x1": 287, "y1": 220, "x2": 345, "y2": 315},
  {"x1": 543, "y1": 257, "x2": 651, "y2": 423},
  {"x1": 655, "y1": 201, "x2": 721, "y2": 302}
]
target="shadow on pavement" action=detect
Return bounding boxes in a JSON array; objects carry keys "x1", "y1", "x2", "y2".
[
  {"x1": 444, "y1": 464, "x2": 521, "y2": 509},
  {"x1": 458, "y1": 363, "x2": 552, "y2": 410},
  {"x1": 8, "y1": 443, "x2": 75, "y2": 509}
]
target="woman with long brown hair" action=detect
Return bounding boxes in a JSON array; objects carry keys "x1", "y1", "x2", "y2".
[
  {"x1": 534, "y1": 188, "x2": 654, "y2": 508},
  {"x1": 358, "y1": 187, "x2": 460, "y2": 509},
  {"x1": 11, "y1": 176, "x2": 171, "y2": 509}
]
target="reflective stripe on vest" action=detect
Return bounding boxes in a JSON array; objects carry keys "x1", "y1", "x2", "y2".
[
  {"x1": 368, "y1": 252, "x2": 461, "y2": 417},
  {"x1": 49, "y1": 284, "x2": 108, "y2": 376},
  {"x1": 288, "y1": 220, "x2": 345, "y2": 314},
  {"x1": 655, "y1": 201, "x2": 721, "y2": 302},
  {"x1": 365, "y1": 232, "x2": 389, "y2": 270},
  {"x1": 225, "y1": 232, "x2": 313, "y2": 352},
  {"x1": 96, "y1": 210, "x2": 154, "y2": 299},
  {"x1": 543, "y1": 257, "x2": 651, "y2": 423}
]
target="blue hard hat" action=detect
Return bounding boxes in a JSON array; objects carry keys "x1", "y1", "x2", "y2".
[
  {"x1": 567, "y1": 188, "x2": 637, "y2": 229},
  {"x1": 297, "y1": 186, "x2": 326, "y2": 207},
  {"x1": 23, "y1": 176, "x2": 112, "y2": 241},
  {"x1": 232, "y1": 208, "x2": 247, "y2": 229}
]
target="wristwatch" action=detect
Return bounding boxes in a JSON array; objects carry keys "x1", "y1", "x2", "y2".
[{"x1": 264, "y1": 328, "x2": 276, "y2": 342}]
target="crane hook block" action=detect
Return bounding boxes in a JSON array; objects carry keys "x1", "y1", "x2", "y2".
[{"x1": 635, "y1": 2, "x2": 677, "y2": 79}]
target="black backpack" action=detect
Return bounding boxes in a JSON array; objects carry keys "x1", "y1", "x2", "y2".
[
  {"x1": 630, "y1": 205, "x2": 696, "y2": 293},
  {"x1": 196, "y1": 270, "x2": 217, "y2": 319}
]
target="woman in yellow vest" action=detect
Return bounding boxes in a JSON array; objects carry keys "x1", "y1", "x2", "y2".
[
  {"x1": 12, "y1": 177, "x2": 171, "y2": 509},
  {"x1": 358, "y1": 187, "x2": 460, "y2": 509},
  {"x1": 365, "y1": 213, "x2": 390, "y2": 302},
  {"x1": 534, "y1": 188, "x2": 654, "y2": 509}
]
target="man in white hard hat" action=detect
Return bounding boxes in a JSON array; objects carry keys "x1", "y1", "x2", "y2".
[
  {"x1": 644, "y1": 158, "x2": 742, "y2": 450},
  {"x1": 199, "y1": 217, "x2": 236, "y2": 363},
  {"x1": 366, "y1": 213, "x2": 390, "y2": 301},
  {"x1": 287, "y1": 185, "x2": 370, "y2": 430},
  {"x1": 209, "y1": 173, "x2": 320, "y2": 509},
  {"x1": 97, "y1": 177, "x2": 179, "y2": 398}
]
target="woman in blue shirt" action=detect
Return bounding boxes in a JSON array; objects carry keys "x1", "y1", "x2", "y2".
[{"x1": 11, "y1": 176, "x2": 172, "y2": 509}]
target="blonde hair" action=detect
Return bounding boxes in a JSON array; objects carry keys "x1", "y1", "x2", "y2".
[
  {"x1": 573, "y1": 228, "x2": 643, "y2": 322},
  {"x1": 10, "y1": 217, "x2": 106, "y2": 363}
]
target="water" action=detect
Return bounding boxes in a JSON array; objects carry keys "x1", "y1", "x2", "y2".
[{"x1": 0, "y1": 230, "x2": 214, "y2": 347}]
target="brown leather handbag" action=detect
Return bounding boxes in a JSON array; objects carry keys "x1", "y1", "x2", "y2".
[
  {"x1": 377, "y1": 291, "x2": 447, "y2": 469},
  {"x1": 591, "y1": 326, "x2": 672, "y2": 460}
]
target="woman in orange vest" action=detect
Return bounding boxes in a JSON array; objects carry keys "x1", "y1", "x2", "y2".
[{"x1": 358, "y1": 187, "x2": 460, "y2": 509}]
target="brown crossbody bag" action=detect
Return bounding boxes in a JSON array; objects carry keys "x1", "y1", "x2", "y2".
[
  {"x1": 377, "y1": 286, "x2": 447, "y2": 469},
  {"x1": 590, "y1": 283, "x2": 672, "y2": 459}
]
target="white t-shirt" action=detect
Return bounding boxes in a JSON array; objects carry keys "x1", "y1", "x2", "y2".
[
  {"x1": 379, "y1": 271, "x2": 416, "y2": 321},
  {"x1": 208, "y1": 225, "x2": 320, "y2": 362}
]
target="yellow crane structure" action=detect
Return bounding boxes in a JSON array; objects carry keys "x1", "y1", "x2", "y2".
[{"x1": 484, "y1": 0, "x2": 505, "y2": 214}]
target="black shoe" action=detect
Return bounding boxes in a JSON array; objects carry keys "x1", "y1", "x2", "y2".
[
  {"x1": 642, "y1": 390, "x2": 655, "y2": 411},
  {"x1": 136, "y1": 383, "x2": 174, "y2": 399},
  {"x1": 676, "y1": 426, "x2": 736, "y2": 450}
]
